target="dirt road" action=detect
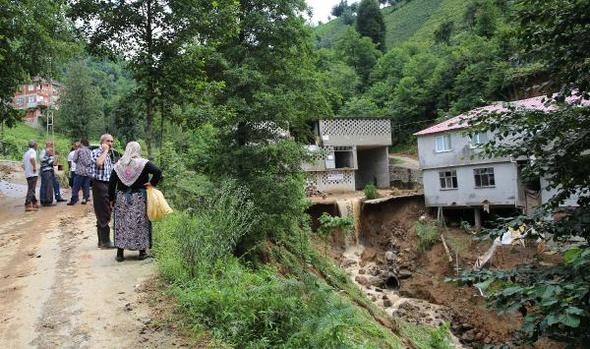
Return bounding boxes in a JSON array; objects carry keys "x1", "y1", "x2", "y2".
[{"x1": 0, "y1": 163, "x2": 184, "y2": 348}]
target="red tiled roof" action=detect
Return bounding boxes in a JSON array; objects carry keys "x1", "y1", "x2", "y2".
[{"x1": 414, "y1": 94, "x2": 587, "y2": 136}]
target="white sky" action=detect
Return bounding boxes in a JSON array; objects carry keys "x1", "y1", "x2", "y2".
[{"x1": 306, "y1": 0, "x2": 341, "y2": 25}]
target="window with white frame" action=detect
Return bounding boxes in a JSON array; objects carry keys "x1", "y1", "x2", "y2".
[
  {"x1": 434, "y1": 134, "x2": 452, "y2": 152},
  {"x1": 470, "y1": 132, "x2": 489, "y2": 147},
  {"x1": 473, "y1": 167, "x2": 495, "y2": 188},
  {"x1": 439, "y1": 170, "x2": 458, "y2": 189},
  {"x1": 16, "y1": 97, "x2": 24, "y2": 105}
]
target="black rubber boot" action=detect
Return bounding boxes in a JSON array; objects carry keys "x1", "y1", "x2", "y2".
[
  {"x1": 98, "y1": 230, "x2": 115, "y2": 249},
  {"x1": 116, "y1": 248, "x2": 124, "y2": 262}
]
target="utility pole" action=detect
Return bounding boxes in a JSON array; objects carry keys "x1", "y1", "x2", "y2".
[{"x1": 45, "y1": 108, "x2": 54, "y2": 141}]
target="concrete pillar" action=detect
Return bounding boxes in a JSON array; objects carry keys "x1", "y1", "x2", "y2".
[{"x1": 474, "y1": 207, "x2": 482, "y2": 232}]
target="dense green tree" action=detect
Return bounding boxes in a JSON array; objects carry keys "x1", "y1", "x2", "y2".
[
  {"x1": 331, "y1": 0, "x2": 349, "y2": 17},
  {"x1": 201, "y1": 0, "x2": 330, "y2": 253},
  {"x1": 315, "y1": 49, "x2": 360, "y2": 114},
  {"x1": 0, "y1": 0, "x2": 77, "y2": 132},
  {"x1": 340, "y1": 96, "x2": 382, "y2": 117},
  {"x1": 110, "y1": 90, "x2": 145, "y2": 145},
  {"x1": 433, "y1": 20, "x2": 454, "y2": 44},
  {"x1": 514, "y1": 0, "x2": 590, "y2": 92},
  {"x1": 69, "y1": 0, "x2": 238, "y2": 156},
  {"x1": 336, "y1": 28, "x2": 381, "y2": 90},
  {"x1": 356, "y1": 0, "x2": 386, "y2": 51},
  {"x1": 56, "y1": 60, "x2": 104, "y2": 139}
]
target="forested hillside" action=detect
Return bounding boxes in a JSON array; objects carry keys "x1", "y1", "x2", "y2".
[
  {"x1": 315, "y1": 0, "x2": 469, "y2": 49},
  {"x1": 313, "y1": 0, "x2": 546, "y2": 145}
]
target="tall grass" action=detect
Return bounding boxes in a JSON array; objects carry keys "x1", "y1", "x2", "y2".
[{"x1": 415, "y1": 220, "x2": 440, "y2": 252}]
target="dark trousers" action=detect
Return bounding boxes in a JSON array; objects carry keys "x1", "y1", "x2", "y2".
[
  {"x1": 52, "y1": 174, "x2": 63, "y2": 200},
  {"x1": 70, "y1": 175, "x2": 90, "y2": 203},
  {"x1": 91, "y1": 180, "x2": 112, "y2": 244},
  {"x1": 69, "y1": 171, "x2": 75, "y2": 188},
  {"x1": 25, "y1": 176, "x2": 38, "y2": 205}
]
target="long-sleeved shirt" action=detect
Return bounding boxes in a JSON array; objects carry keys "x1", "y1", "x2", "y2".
[
  {"x1": 91, "y1": 147, "x2": 113, "y2": 182},
  {"x1": 108, "y1": 161, "x2": 162, "y2": 202}
]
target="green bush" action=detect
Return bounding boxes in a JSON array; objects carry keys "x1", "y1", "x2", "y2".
[
  {"x1": 415, "y1": 220, "x2": 439, "y2": 252},
  {"x1": 364, "y1": 184, "x2": 379, "y2": 200},
  {"x1": 318, "y1": 213, "x2": 354, "y2": 238}
]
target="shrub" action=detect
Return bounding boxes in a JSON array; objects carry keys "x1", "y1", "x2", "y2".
[
  {"x1": 318, "y1": 213, "x2": 354, "y2": 238},
  {"x1": 364, "y1": 184, "x2": 378, "y2": 199},
  {"x1": 415, "y1": 220, "x2": 439, "y2": 252}
]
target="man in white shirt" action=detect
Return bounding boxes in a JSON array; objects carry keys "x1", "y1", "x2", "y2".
[
  {"x1": 22, "y1": 140, "x2": 39, "y2": 211},
  {"x1": 67, "y1": 141, "x2": 80, "y2": 188}
]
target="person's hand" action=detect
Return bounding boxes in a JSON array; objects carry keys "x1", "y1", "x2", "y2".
[
  {"x1": 101, "y1": 143, "x2": 110, "y2": 152},
  {"x1": 144, "y1": 182, "x2": 152, "y2": 188}
]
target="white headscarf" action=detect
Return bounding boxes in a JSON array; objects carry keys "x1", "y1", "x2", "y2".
[{"x1": 113, "y1": 141, "x2": 148, "y2": 186}]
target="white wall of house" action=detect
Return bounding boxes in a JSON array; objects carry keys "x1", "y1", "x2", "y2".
[
  {"x1": 417, "y1": 130, "x2": 511, "y2": 169},
  {"x1": 422, "y1": 162, "x2": 520, "y2": 207},
  {"x1": 540, "y1": 177, "x2": 582, "y2": 207}
]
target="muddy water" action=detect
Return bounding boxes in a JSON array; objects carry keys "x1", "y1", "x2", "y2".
[{"x1": 340, "y1": 244, "x2": 465, "y2": 348}]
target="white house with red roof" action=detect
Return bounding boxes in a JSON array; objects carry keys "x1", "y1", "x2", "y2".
[{"x1": 413, "y1": 95, "x2": 569, "y2": 225}]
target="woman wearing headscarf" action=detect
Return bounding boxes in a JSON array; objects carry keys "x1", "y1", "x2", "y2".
[
  {"x1": 39, "y1": 146, "x2": 56, "y2": 206},
  {"x1": 108, "y1": 141, "x2": 162, "y2": 262}
]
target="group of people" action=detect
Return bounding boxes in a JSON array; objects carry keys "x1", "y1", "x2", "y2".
[{"x1": 22, "y1": 134, "x2": 162, "y2": 262}]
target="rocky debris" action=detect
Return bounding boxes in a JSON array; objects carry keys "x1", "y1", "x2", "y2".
[
  {"x1": 384, "y1": 251, "x2": 396, "y2": 262},
  {"x1": 361, "y1": 247, "x2": 378, "y2": 262},
  {"x1": 341, "y1": 258, "x2": 357, "y2": 268},
  {"x1": 383, "y1": 297, "x2": 392, "y2": 308},
  {"x1": 397, "y1": 269, "x2": 412, "y2": 279},
  {"x1": 355, "y1": 275, "x2": 370, "y2": 286}
]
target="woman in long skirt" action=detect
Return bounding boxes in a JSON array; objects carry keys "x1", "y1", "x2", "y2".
[
  {"x1": 108, "y1": 142, "x2": 162, "y2": 262},
  {"x1": 39, "y1": 147, "x2": 55, "y2": 206}
]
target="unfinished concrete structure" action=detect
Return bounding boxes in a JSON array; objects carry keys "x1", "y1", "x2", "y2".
[{"x1": 304, "y1": 118, "x2": 391, "y2": 193}]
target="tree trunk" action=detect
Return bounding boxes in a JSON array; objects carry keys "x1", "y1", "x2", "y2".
[
  {"x1": 146, "y1": 91, "x2": 153, "y2": 158},
  {"x1": 145, "y1": 0, "x2": 154, "y2": 158}
]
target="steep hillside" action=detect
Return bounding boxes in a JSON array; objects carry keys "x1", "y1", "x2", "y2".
[{"x1": 314, "y1": 0, "x2": 469, "y2": 50}]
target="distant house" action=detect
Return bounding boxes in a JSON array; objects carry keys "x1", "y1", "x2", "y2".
[
  {"x1": 304, "y1": 118, "x2": 392, "y2": 193},
  {"x1": 413, "y1": 95, "x2": 579, "y2": 227},
  {"x1": 12, "y1": 77, "x2": 61, "y2": 126}
]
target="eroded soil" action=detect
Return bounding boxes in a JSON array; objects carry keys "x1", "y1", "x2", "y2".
[{"x1": 315, "y1": 195, "x2": 564, "y2": 348}]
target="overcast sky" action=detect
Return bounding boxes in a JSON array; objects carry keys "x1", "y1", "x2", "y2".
[{"x1": 306, "y1": 0, "x2": 341, "y2": 25}]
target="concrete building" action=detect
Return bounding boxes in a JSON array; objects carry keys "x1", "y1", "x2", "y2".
[
  {"x1": 304, "y1": 118, "x2": 392, "y2": 193},
  {"x1": 414, "y1": 96, "x2": 568, "y2": 227},
  {"x1": 12, "y1": 78, "x2": 61, "y2": 126}
]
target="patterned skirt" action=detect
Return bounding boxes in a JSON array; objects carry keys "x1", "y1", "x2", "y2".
[{"x1": 113, "y1": 189, "x2": 151, "y2": 250}]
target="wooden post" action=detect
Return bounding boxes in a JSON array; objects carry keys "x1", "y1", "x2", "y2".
[{"x1": 474, "y1": 207, "x2": 482, "y2": 232}]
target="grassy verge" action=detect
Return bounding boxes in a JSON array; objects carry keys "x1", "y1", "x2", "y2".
[
  {"x1": 154, "y1": 207, "x2": 407, "y2": 348},
  {"x1": 1, "y1": 122, "x2": 73, "y2": 167}
]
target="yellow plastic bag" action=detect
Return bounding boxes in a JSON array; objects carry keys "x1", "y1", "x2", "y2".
[{"x1": 146, "y1": 186, "x2": 173, "y2": 222}]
